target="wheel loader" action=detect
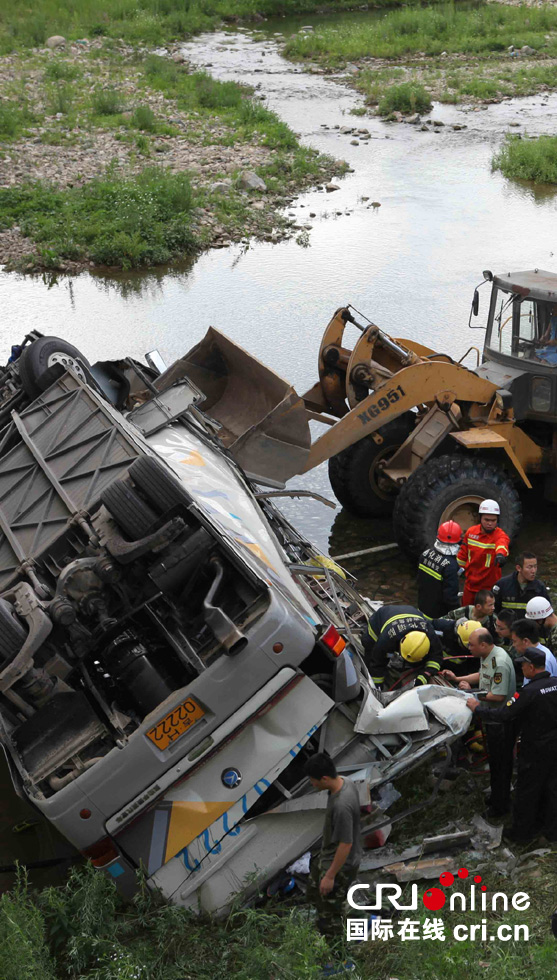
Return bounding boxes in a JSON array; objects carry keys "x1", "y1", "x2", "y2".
[{"x1": 167, "y1": 268, "x2": 557, "y2": 555}]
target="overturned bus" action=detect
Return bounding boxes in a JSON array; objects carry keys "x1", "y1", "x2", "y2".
[{"x1": 0, "y1": 330, "x2": 472, "y2": 913}]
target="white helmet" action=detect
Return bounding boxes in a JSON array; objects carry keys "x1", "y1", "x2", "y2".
[
  {"x1": 478, "y1": 499, "x2": 500, "y2": 515},
  {"x1": 525, "y1": 596, "x2": 554, "y2": 621}
]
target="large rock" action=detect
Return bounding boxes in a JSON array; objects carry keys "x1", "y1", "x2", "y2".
[
  {"x1": 238, "y1": 170, "x2": 267, "y2": 192},
  {"x1": 325, "y1": 182, "x2": 340, "y2": 192},
  {"x1": 46, "y1": 35, "x2": 66, "y2": 49},
  {"x1": 211, "y1": 179, "x2": 233, "y2": 193},
  {"x1": 521, "y1": 45, "x2": 536, "y2": 55}
]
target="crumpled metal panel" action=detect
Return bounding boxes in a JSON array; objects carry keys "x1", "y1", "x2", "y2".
[
  {"x1": 356, "y1": 684, "x2": 471, "y2": 736},
  {"x1": 0, "y1": 374, "x2": 140, "y2": 587}
]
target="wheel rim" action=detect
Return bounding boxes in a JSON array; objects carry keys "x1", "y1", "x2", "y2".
[
  {"x1": 369, "y1": 445, "x2": 402, "y2": 500},
  {"x1": 47, "y1": 352, "x2": 87, "y2": 382},
  {"x1": 440, "y1": 494, "x2": 483, "y2": 531}
]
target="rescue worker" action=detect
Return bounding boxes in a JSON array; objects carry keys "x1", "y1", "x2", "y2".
[
  {"x1": 444, "y1": 627, "x2": 515, "y2": 818},
  {"x1": 434, "y1": 618, "x2": 479, "y2": 676},
  {"x1": 457, "y1": 500, "x2": 510, "y2": 605},
  {"x1": 510, "y1": 619, "x2": 557, "y2": 682},
  {"x1": 443, "y1": 588, "x2": 498, "y2": 642},
  {"x1": 467, "y1": 647, "x2": 557, "y2": 843},
  {"x1": 417, "y1": 520, "x2": 462, "y2": 618},
  {"x1": 363, "y1": 604, "x2": 443, "y2": 688},
  {"x1": 493, "y1": 551, "x2": 550, "y2": 623},
  {"x1": 525, "y1": 596, "x2": 557, "y2": 654},
  {"x1": 495, "y1": 608, "x2": 517, "y2": 660},
  {"x1": 304, "y1": 753, "x2": 362, "y2": 940}
]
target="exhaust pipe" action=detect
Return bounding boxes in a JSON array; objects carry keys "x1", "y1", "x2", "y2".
[{"x1": 203, "y1": 559, "x2": 248, "y2": 656}]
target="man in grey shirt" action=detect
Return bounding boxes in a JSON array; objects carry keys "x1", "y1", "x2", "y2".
[{"x1": 304, "y1": 753, "x2": 362, "y2": 939}]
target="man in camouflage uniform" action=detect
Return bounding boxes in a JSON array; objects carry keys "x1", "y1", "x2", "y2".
[
  {"x1": 305, "y1": 753, "x2": 362, "y2": 939},
  {"x1": 444, "y1": 588, "x2": 497, "y2": 641}
]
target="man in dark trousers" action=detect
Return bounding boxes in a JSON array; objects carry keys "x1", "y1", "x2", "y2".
[
  {"x1": 467, "y1": 647, "x2": 557, "y2": 842},
  {"x1": 493, "y1": 552, "x2": 551, "y2": 623},
  {"x1": 444, "y1": 627, "x2": 515, "y2": 818},
  {"x1": 417, "y1": 520, "x2": 462, "y2": 618},
  {"x1": 304, "y1": 753, "x2": 362, "y2": 941},
  {"x1": 363, "y1": 604, "x2": 444, "y2": 688}
]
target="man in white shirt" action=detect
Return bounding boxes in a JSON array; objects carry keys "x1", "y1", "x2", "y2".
[{"x1": 511, "y1": 618, "x2": 557, "y2": 684}]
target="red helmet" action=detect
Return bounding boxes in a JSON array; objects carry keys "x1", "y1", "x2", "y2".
[{"x1": 437, "y1": 520, "x2": 462, "y2": 544}]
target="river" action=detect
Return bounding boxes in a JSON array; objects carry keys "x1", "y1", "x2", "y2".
[
  {"x1": 1, "y1": 19, "x2": 556, "y2": 553},
  {"x1": 1, "y1": 12, "x2": 557, "y2": 880}
]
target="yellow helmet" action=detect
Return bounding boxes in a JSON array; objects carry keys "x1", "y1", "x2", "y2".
[
  {"x1": 457, "y1": 620, "x2": 478, "y2": 647},
  {"x1": 400, "y1": 631, "x2": 430, "y2": 663}
]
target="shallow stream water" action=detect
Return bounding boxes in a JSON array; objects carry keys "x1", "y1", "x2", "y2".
[{"x1": 1, "y1": 13, "x2": 557, "y2": 873}]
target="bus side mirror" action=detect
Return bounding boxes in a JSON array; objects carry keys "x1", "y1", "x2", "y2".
[{"x1": 472, "y1": 289, "x2": 479, "y2": 317}]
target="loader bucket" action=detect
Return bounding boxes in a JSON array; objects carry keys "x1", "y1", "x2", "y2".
[{"x1": 156, "y1": 328, "x2": 311, "y2": 486}]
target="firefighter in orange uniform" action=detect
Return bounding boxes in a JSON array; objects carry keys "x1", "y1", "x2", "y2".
[{"x1": 457, "y1": 500, "x2": 510, "y2": 606}]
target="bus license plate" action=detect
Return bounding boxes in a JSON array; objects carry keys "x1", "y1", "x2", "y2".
[{"x1": 146, "y1": 697, "x2": 205, "y2": 751}]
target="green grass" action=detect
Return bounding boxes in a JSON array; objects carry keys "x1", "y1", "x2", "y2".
[
  {"x1": 43, "y1": 58, "x2": 81, "y2": 82},
  {"x1": 1, "y1": 862, "x2": 328, "y2": 979},
  {"x1": 47, "y1": 83, "x2": 73, "y2": 115},
  {"x1": 284, "y1": 2, "x2": 557, "y2": 63},
  {"x1": 492, "y1": 134, "x2": 557, "y2": 185},
  {"x1": 436, "y1": 62, "x2": 557, "y2": 103},
  {"x1": 3, "y1": 795, "x2": 557, "y2": 980},
  {"x1": 378, "y1": 80, "x2": 431, "y2": 115},
  {"x1": 91, "y1": 86, "x2": 123, "y2": 116},
  {"x1": 131, "y1": 105, "x2": 158, "y2": 131},
  {"x1": 140, "y1": 55, "x2": 297, "y2": 149},
  {"x1": 0, "y1": 167, "x2": 198, "y2": 269},
  {"x1": 0, "y1": 46, "x2": 342, "y2": 271},
  {"x1": 0, "y1": 99, "x2": 34, "y2": 137},
  {"x1": 0, "y1": 0, "x2": 368, "y2": 54}
]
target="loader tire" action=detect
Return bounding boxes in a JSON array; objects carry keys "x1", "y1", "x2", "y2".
[
  {"x1": 393, "y1": 454, "x2": 522, "y2": 558},
  {"x1": 101, "y1": 479, "x2": 159, "y2": 540},
  {"x1": 327, "y1": 415, "x2": 414, "y2": 517},
  {"x1": 129, "y1": 455, "x2": 191, "y2": 514}
]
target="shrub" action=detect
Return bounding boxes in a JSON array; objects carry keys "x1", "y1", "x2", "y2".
[
  {"x1": 131, "y1": 105, "x2": 157, "y2": 131},
  {"x1": 43, "y1": 60, "x2": 80, "y2": 82},
  {"x1": 92, "y1": 86, "x2": 123, "y2": 115},
  {"x1": 48, "y1": 84, "x2": 73, "y2": 115},
  {"x1": 0, "y1": 101, "x2": 27, "y2": 136},
  {"x1": 0, "y1": 868, "x2": 56, "y2": 980},
  {"x1": 493, "y1": 133, "x2": 557, "y2": 184},
  {"x1": 378, "y1": 82, "x2": 432, "y2": 115},
  {"x1": 193, "y1": 71, "x2": 243, "y2": 109}
]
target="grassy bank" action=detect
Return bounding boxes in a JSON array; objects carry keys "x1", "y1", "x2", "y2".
[
  {"x1": 354, "y1": 59, "x2": 557, "y2": 111},
  {"x1": 282, "y1": 2, "x2": 557, "y2": 111},
  {"x1": 0, "y1": 47, "x2": 345, "y2": 270},
  {"x1": 284, "y1": 3, "x2": 557, "y2": 63},
  {"x1": 0, "y1": 168, "x2": 198, "y2": 269},
  {"x1": 0, "y1": 0, "x2": 422, "y2": 55},
  {"x1": 492, "y1": 134, "x2": 557, "y2": 185}
]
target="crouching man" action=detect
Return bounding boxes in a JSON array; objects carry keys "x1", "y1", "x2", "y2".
[{"x1": 304, "y1": 753, "x2": 363, "y2": 940}]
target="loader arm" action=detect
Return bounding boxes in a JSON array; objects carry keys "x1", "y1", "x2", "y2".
[{"x1": 301, "y1": 361, "x2": 498, "y2": 473}]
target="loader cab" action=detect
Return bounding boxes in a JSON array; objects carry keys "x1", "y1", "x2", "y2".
[{"x1": 481, "y1": 270, "x2": 557, "y2": 421}]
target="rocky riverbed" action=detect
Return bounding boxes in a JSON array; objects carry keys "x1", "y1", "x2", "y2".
[{"x1": 0, "y1": 36, "x2": 347, "y2": 272}]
